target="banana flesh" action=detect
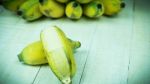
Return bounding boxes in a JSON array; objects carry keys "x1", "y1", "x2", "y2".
[{"x1": 41, "y1": 26, "x2": 76, "y2": 83}]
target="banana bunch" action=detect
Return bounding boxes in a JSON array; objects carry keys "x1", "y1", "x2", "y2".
[
  {"x1": 18, "y1": 26, "x2": 80, "y2": 83},
  {"x1": 1, "y1": 0, "x2": 125, "y2": 21}
]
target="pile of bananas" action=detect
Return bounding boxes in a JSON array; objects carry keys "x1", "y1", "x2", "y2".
[
  {"x1": 2, "y1": 0, "x2": 125, "y2": 21},
  {"x1": 18, "y1": 26, "x2": 81, "y2": 84}
]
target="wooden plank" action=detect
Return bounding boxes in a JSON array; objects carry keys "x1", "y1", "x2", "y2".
[
  {"x1": 33, "y1": 19, "x2": 99, "y2": 84},
  {"x1": 79, "y1": 0, "x2": 134, "y2": 84},
  {"x1": 128, "y1": 0, "x2": 150, "y2": 84},
  {"x1": 0, "y1": 21, "x2": 46, "y2": 84}
]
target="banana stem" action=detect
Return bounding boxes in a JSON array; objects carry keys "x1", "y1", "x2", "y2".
[
  {"x1": 72, "y1": 41, "x2": 81, "y2": 49},
  {"x1": 18, "y1": 53, "x2": 23, "y2": 62}
]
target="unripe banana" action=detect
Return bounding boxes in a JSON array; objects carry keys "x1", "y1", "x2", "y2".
[
  {"x1": 17, "y1": 0, "x2": 42, "y2": 21},
  {"x1": 18, "y1": 39, "x2": 80, "y2": 66},
  {"x1": 55, "y1": 0, "x2": 69, "y2": 3},
  {"x1": 65, "y1": 1, "x2": 82, "y2": 20},
  {"x1": 39, "y1": 0, "x2": 65, "y2": 18},
  {"x1": 41, "y1": 26, "x2": 76, "y2": 83},
  {"x1": 76, "y1": 0, "x2": 93, "y2": 4},
  {"x1": 99, "y1": 0, "x2": 125, "y2": 16},
  {"x1": 2, "y1": 0, "x2": 27, "y2": 12},
  {"x1": 83, "y1": 0, "x2": 104, "y2": 18}
]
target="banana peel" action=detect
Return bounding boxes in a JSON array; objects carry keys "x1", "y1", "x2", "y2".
[
  {"x1": 65, "y1": 1, "x2": 82, "y2": 20},
  {"x1": 39, "y1": 0, "x2": 65, "y2": 18},
  {"x1": 99, "y1": 0, "x2": 125, "y2": 16},
  {"x1": 17, "y1": 0, "x2": 42, "y2": 21},
  {"x1": 83, "y1": 0, "x2": 104, "y2": 18}
]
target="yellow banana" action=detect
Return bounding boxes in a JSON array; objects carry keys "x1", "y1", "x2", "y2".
[
  {"x1": 99, "y1": 0, "x2": 125, "y2": 16},
  {"x1": 83, "y1": 0, "x2": 104, "y2": 18},
  {"x1": 18, "y1": 39, "x2": 80, "y2": 66},
  {"x1": 17, "y1": 0, "x2": 43, "y2": 21},
  {"x1": 39, "y1": 0, "x2": 65, "y2": 18},
  {"x1": 18, "y1": 41, "x2": 47, "y2": 65},
  {"x1": 76, "y1": 0, "x2": 93, "y2": 4},
  {"x1": 65, "y1": 1, "x2": 82, "y2": 20},
  {"x1": 41, "y1": 26, "x2": 76, "y2": 83},
  {"x1": 2, "y1": 0, "x2": 27, "y2": 12},
  {"x1": 55, "y1": 0, "x2": 69, "y2": 3}
]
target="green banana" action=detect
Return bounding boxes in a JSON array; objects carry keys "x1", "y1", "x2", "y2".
[
  {"x1": 17, "y1": 0, "x2": 43, "y2": 21},
  {"x1": 41, "y1": 26, "x2": 76, "y2": 83},
  {"x1": 39, "y1": 0, "x2": 65, "y2": 18},
  {"x1": 18, "y1": 39, "x2": 80, "y2": 66},
  {"x1": 65, "y1": 1, "x2": 82, "y2": 20},
  {"x1": 76, "y1": 0, "x2": 93, "y2": 4},
  {"x1": 99, "y1": 0, "x2": 125, "y2": 16},
  {"x1": 83, "y1": 0, "x2": 104, "y2": 18},
  {"x1": 55, "y1": 0, "x2": 69, "y2": 3},
  {"x1": 2, "y1": 0, "x2": 27, "y2": 12}
]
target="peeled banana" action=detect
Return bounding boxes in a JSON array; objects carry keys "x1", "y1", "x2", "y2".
[
  {"x1": 18, "y1": 39, "x2": 80, "y2": 65},
  {"x1": 41, "y1": 26, "x2": 76, "y2": 83},
  {"x1": 76, "y1": 0, "x2": 93, "y2": 4},
  {"x1": 99, "y1": 0, "x2": 125, "y2": 16},
  {"x1": 2, "y1": 0, "x2": 27, "y2": 12},
  {"x1": 83, "y1": 0, "x2": 104, "y2": 18},
  {"x1": 17, "y1": 0, "x2": 42, "y2": 21},
  {"x1": 39, "y1": 0, "x2": 65, "y2": 18},
  {"x1": 65, "y1": 1, "x2": 82, "y2": 20}
]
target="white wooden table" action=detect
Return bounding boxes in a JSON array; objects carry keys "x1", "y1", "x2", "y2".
[{"x1": 0, "y1": 0, "x2": 150, "y2": 84}]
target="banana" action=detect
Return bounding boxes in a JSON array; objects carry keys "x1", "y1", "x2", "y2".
[
  {"x1": 18, "y1": 39, "x2": 80, "y2": 65},
  {"x1": 76, "y1": 0, "x2": 93, "y2": 4},
  {"x1": 99, "y1": 0, "x2": 125, "y2": 16},
  {"x1": 55, "y1": 0, "x2": 69, "y2": 3},
  {"x1": 41, "y1": 26, "x2": 76, "y2": 83},
  {"x1": 65, "y1": 1, "x2": 82, "y2": 20},
  {"x1": 83, "y1": 0, "x2": 104, "y2": 18},
  {"x1": 2, "y1": 0, "x2": 27, "y2": 12},
  {"x1": 18, "y1": 41, "x2": 47, "y2": 65},
  {"x1": 39, "y1": 0, "x2": 65, "y2": 18},
  {"x1": 17, "y1": 0, "x2": 43, "y2": 21}
]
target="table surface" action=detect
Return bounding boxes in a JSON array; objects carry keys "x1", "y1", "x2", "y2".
[{"x1": 0, "y1": 0, "x2": 150, "y2": 84}]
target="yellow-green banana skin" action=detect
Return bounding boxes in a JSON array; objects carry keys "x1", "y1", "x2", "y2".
[
  {"x1": 76, "y1": 0, "x2": 93, "y2": 4},
  {"x1": 2, "y1": 0, "x2": 27, "y2": 12},
  {"x1": 83, "y1": 0, "x2": 104, "y2": 18},
  {"x1": 39, "y1": 0, "x2": 65, "y2": 18},
  {"x1": 55, "y1": 0, "x2": 69, "y2": 3},
  {"x1": 99, "y1": 0, "x2": 125, "y2": 16},
  {"x1": 17, "y1": 0, "x2": 42, "y2": 21},
  {"x1": 41, "y1": 26, "x2": 74, "y2": 84},
  {"x1": 18, "y1": 41, "x2": 47, "y2": 65},
  {"x1": 65, "y1": 1, "x2": 82, "y2": 20}
]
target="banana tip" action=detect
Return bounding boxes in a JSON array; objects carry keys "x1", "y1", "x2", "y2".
[
  {"x1": 18, "y1": 54, "x2": 23, "y2": 62},
  {"x1": 17, "y1": 11, "x2": 22, "y2": 16}
]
